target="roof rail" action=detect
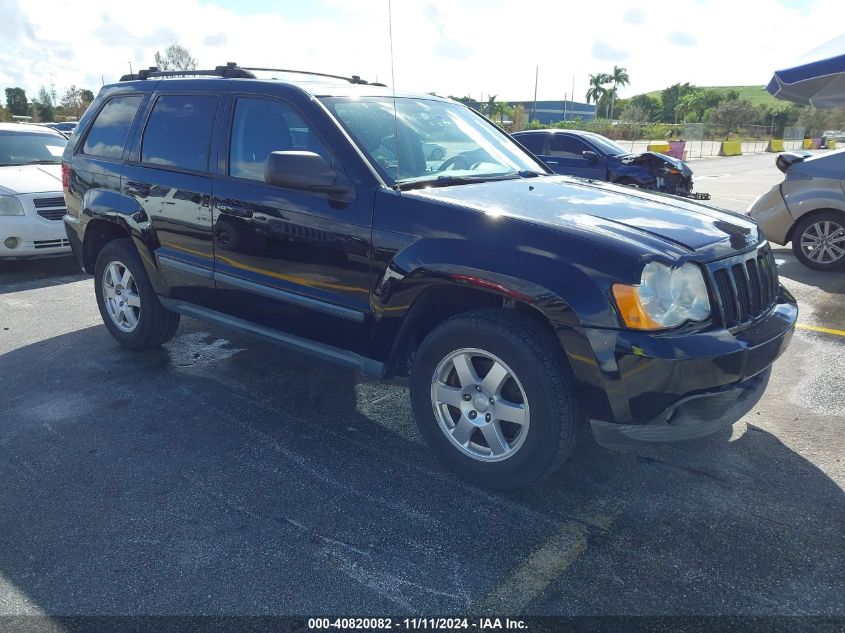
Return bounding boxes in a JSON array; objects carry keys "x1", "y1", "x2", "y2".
[
  {"x1": 119, "y1": 62, "x2": 256, "y2": 82},
  {"x1": 240, "y1": 67, "x2": 386, "y2": 86},
  {"x1": 118, "y1": 62, "x2": 385, "y2": 86}
]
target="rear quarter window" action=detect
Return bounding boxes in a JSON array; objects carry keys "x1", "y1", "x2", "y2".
[
  {"x1": 516, "y1": 134, "x2": 545, "y2": 154},
  {"x1": 141, "y1": 94, "x2": 219, "y2": 172},
  {"x1": 82, "y1": 95, "x2": 143, "y2": 159}
]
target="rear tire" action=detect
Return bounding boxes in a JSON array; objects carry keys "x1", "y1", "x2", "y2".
[
  {"x1": 410, "y1": 309, "x2": 580, "y2": 489},
  {"x1": 791, "y1": 211, "x2": 845, "y2": 271},
  {"x1": 94, "y1": 238, "x2": 180, "y2": 350}
]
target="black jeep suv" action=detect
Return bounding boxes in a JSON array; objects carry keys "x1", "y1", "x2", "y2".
[{"x1": 62, "y1": 64, "x2": 797, "y2": 489}]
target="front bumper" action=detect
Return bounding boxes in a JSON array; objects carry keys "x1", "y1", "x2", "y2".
[
  {"x1": 0, "y1": 215, "x2": 71, "y2": 259},
  {"x1": 561, "y1": 285, "x2": 797, "y2": 448},
  {"x1": 658, "y1": 173, "x2": 693, "y2": 196},
  {"x1": 591, "y1": 368, "x2": 770, "y2": 449}
]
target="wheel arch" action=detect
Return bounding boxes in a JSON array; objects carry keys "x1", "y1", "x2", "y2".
[
  {"x1": 784, "y1": 207, "x2": 845, "y2": 244},
  {"x1": 82, "y1": 217, "x2": 132, "y2": 273},
  {"x1": 378, "y1": 278, "x2": 577, "y2": 379},
  {"x1": 79, "y1": 188, "x2": 167, "y2": 292}
]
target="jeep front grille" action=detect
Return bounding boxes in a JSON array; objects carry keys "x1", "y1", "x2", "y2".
[{"x1": 709, "y1": 246, "x2": 778, "y2": 329}]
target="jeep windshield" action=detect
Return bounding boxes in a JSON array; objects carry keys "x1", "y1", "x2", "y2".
[{"x1": 321, "y1": 96, "x2": 547, "y2": 190}]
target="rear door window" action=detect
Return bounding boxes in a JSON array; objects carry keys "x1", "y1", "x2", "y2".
[
  {"x1": 517, "y1": 134, "x2": 546, "y2": 155},
  {"x1": 549, "y1": 134, "x2": 590, "y2": 158},
  {"x1": 82, "y1": 95, "x2": 143, "y2": 159},
  {"x1": 141, "y1": 94, "x2": 219, "y2": 172}
]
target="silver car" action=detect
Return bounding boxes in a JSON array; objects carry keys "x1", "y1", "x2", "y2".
[{"x1": 748, "y1": 149, "x2": 845, "y2": 270}]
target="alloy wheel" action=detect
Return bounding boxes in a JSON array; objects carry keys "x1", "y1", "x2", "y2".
[
  {"x1": 430, "y1": 348, "x2": 530, "y2": 462},
  {"x1": 102, "y1": 260, "x2": 141, "y2": 332},
  {"x1": 800, "y1": 220, "x2": 845, "y2": 264}
]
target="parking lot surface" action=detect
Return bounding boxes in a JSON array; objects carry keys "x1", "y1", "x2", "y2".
[{"x1": 0, "y1": 153, "x2": 843, "y2": 620}]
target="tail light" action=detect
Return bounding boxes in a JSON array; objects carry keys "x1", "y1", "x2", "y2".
[{"x1": 61, "y1": 161, "x2": 70, "y2": 190}]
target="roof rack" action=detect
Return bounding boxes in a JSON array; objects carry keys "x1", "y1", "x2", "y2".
[
  {"x1": 119, "y1": 62, "x2": 255, "y2": 82},
  {"x1": 240, "y1": 67, "x2": 386, "y2": 86},
  {"x1": 119, "y1": 62, "x2": 385, "y2": 86}
]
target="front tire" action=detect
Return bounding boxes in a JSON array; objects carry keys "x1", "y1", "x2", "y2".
[
  {"x1": 410, "y1": 309, "x2": 580, "y2": 489},
  {"x1": 94, "y1": 238, "x2": 180, "y2": 350},
  {"x1": 791, "y1": 211, "x2": 845, "y2": 271}
]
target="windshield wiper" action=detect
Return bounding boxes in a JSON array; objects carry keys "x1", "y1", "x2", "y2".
[{"x1": 398, "y1": 172, "x2": 523, "y2": 191}]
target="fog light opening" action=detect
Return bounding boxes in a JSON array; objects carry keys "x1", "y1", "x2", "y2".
[{"x1": 4, "y1": 237, "x2": 19, "y2": 249}]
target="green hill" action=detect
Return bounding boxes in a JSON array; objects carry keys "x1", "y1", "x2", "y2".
[{"x1": 639, "y1": 85, "x2": 781, "y2": 107}]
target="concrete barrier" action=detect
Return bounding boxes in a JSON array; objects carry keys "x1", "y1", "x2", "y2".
[
  {"x1": 828, "y1": 140, "x2": 837, "y2": 150},
  {"x1": 766, "y1": 139, "x2": 785, "y2": 152},
  {"x1": 647, "y1": 141, "x2": 670, "y2": 154},
  {"x1": 719, "y1": 140, "x2": 743, "y2": 156}
]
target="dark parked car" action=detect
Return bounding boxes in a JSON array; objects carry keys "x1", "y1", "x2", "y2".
[
  {"x1": 513, "y1": 129, "x2": 694, "y2": 195},
  {"x1": 62, "y1": 64, "x2": 796, "y2": 489},
  {"x1": 42, "y1": 122, "x2": 78, "y2": 136}
]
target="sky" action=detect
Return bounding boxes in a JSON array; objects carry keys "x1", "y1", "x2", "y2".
[{"x1": 2, "y1": 0, "x2": 844, "y2": 107}]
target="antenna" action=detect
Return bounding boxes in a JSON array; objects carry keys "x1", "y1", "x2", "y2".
[{"x1": 388, "y1": 0, "x2": 401, "y2": 191}]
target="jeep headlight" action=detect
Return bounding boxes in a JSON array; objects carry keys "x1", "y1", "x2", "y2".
[
  {"x1": 0, "y1": 195, "x2": 24, "y2": 216},
  {"x1": 612, "y1": 261, "x2": 711, "y2": 330}
]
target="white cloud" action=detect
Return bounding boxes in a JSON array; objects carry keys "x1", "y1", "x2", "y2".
[
  {"x1": 622, "y1": 7, "x2": 645, "y2": 24},
  {"x1": 2, "y1": 0, "x2": 845, "y2": 109},
  {"x1": 667, "y1": 31, "x2": 697, "y2": 47},
  {"x1": 592, "y1": 39, "x2": 631, "y2": 62}
]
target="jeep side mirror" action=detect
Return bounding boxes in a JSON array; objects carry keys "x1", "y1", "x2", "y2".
[
  {"x1": 582, "y1": 150, "x2": 599, "y2": 162},
  {"x1": 265, "y1": 151, "x2": 337, "y2": 189},
  {"x1": 264, "y1": 151, "x2": 355, "y2": 202}
]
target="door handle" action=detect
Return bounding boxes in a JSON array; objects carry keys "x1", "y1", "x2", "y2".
[
  {"x1": 216, "y1": 202, "x2": 253, "y2": 218},
  {"x1": 544, "y1": 160, "x2": 560, "y2": 165},
  {"x1": 125, "y1": 181, "x2": 151, "y2": 197}
]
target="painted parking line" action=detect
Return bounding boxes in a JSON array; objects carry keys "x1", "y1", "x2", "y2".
[
  {"x1": 472, "y1": 493, "x2": 627, "y2": 614},
  {"x1": 796, "y1": 323, "x2": 845, "y2": 337}
]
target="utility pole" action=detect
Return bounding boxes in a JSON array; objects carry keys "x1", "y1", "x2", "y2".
[
  {"x1": 563, "y1": 92, "x2": 567, "y2": 121},
  {"x1": 128, "y1": 62, "x2": 133, "y2": 75},
  {"x1": 532, "y1": 65, "x2": 538, "y2": 123}
]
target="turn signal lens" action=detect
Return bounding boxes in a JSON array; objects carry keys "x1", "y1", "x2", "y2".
[{"x1": 612, "y1": 284, "x2": 663, "y2": 330}]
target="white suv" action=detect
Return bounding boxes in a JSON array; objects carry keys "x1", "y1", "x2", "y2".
[{"x1": 0, "y1": 123, "x2": 70, "y2": 259}]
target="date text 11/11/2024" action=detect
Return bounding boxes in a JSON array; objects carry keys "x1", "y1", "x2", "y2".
[{"x1": 307, "y1": 617, "x2": 528, "y2": 630}]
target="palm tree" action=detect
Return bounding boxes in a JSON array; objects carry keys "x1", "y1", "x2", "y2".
[
  {"x1": 485, "y1": 94, "x2": 499, "y2": 120},
  {"x1": 607, "y1": 65, "x2": 629, "y2": 120},
  {"x1": 675, "y1": 90, "x2": 706, "y2": 123},
  {"x1": 585, "y1": 73, "x2": 610, "y2": 117}
]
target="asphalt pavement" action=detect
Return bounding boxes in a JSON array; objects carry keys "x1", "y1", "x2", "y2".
[{"x1": 0, "y1": 154, "x2": 842, "y2": 623}]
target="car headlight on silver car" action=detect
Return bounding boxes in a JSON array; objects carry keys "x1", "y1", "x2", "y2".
[
  {"x1": 612, "y1": 261, "x2": 711, "y2": 330},
  {"x1": 0, "y1": 195, "x2": 24, "y2": 216}
]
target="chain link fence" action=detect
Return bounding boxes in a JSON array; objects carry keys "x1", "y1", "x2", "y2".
[{"x1": 557, "y1": 121, "x2": 806, "y2": 159}]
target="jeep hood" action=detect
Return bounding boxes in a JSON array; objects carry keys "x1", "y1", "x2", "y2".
[
  {"x1": 407, "y1": 176, "x2": 760, "y2": 260},
  {"x1": 0, "y1": 164, "x2": 62, "y2": 195}
]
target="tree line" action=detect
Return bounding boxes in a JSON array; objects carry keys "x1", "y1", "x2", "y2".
[
  {"x1": 614, "y1": 83, "x2": 845, "y2": 137},
  {"x1": 1, "y1": 85, "x2": 96, "y2": 122},
  {"x1": 0, "y1": 44, "x2": 198, "y2": 124}
]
